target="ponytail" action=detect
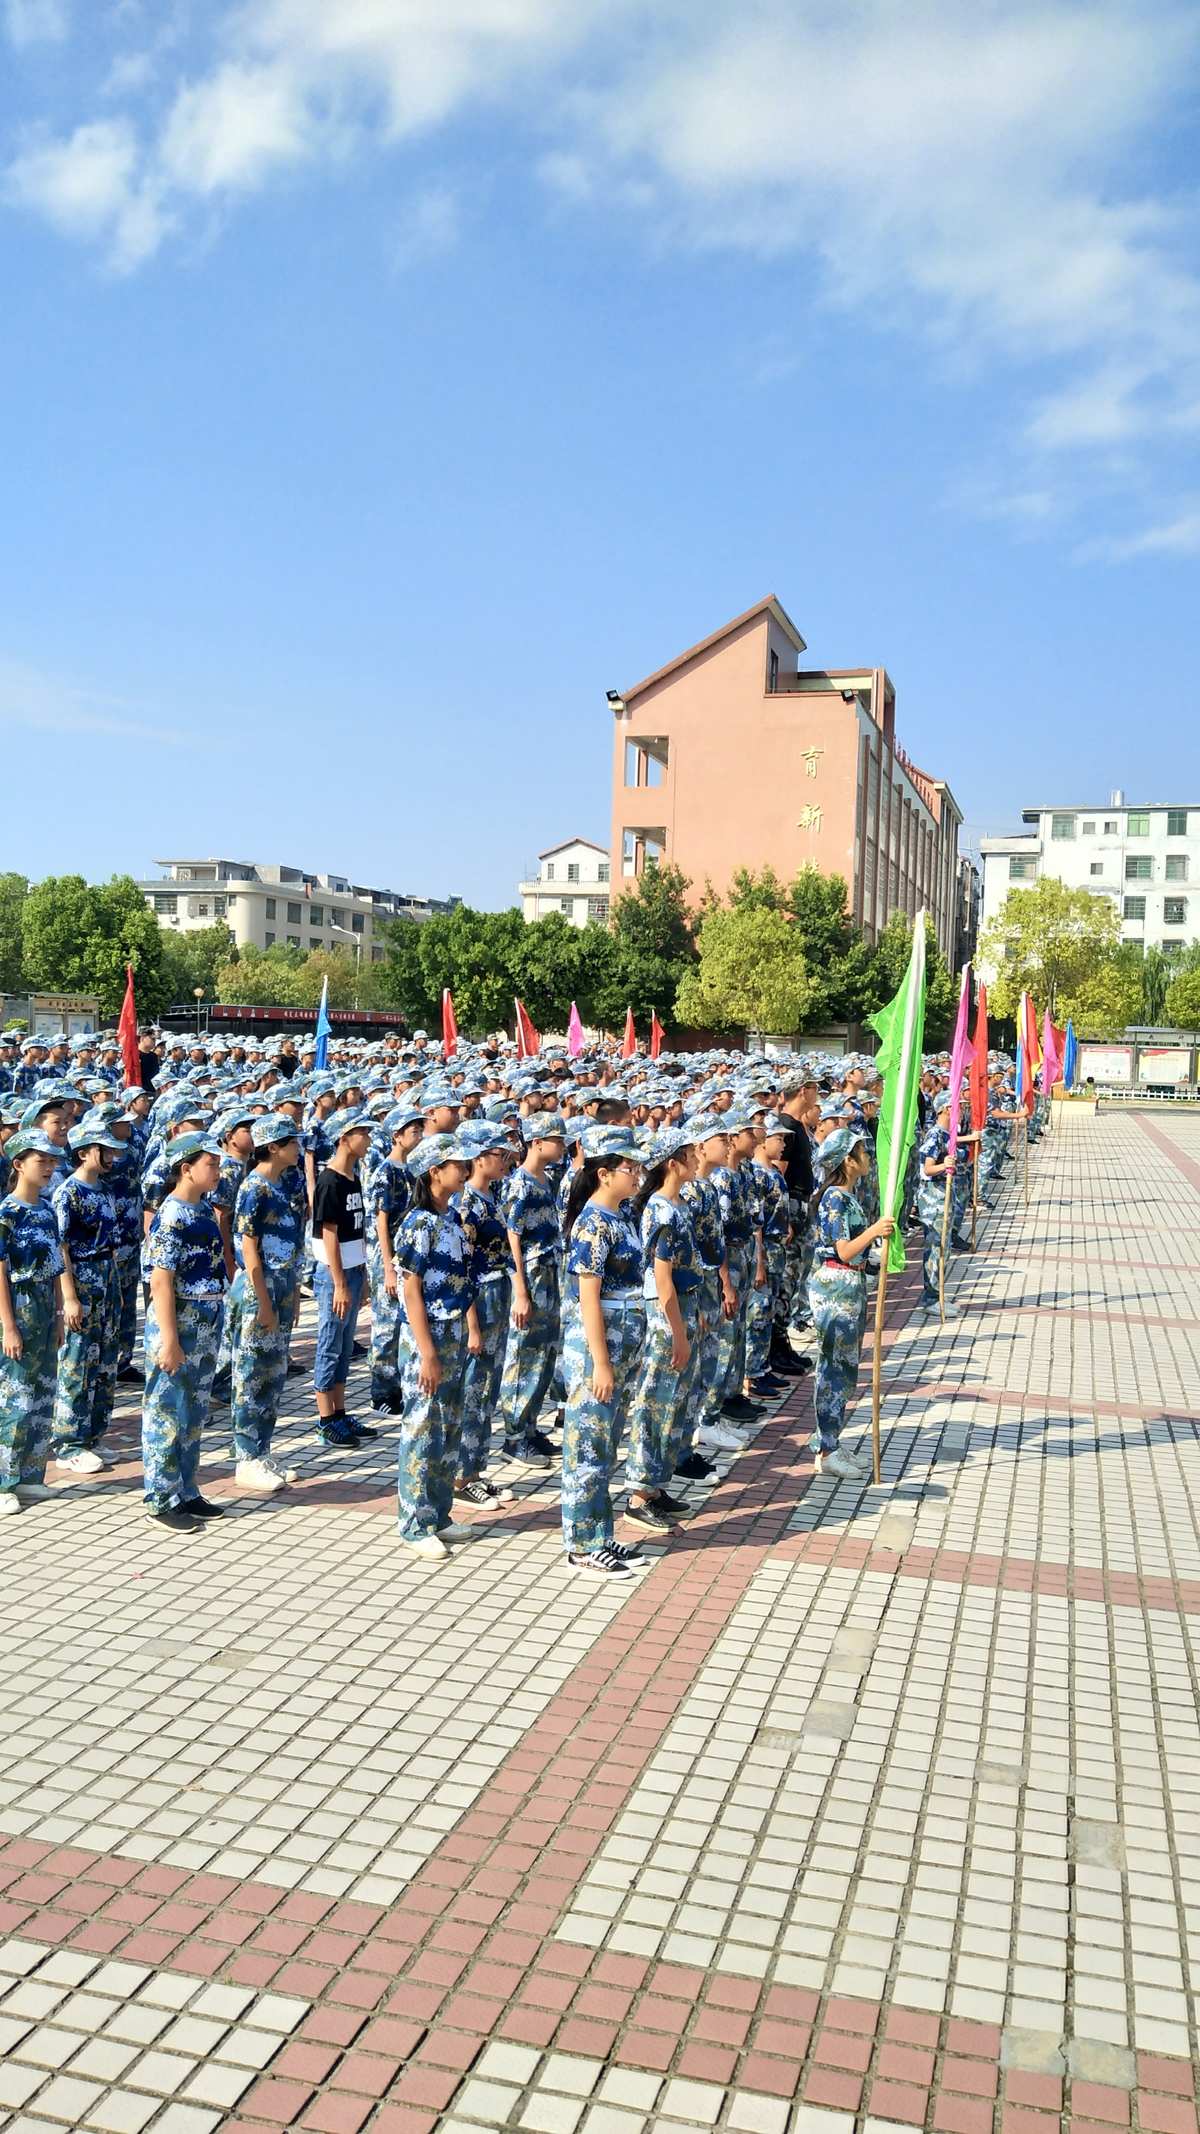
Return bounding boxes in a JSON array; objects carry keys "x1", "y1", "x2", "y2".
[
  {"x1": 631, "y1": 1157, "x2": 669, "y2": 1228},
  {"x1": 564, "y1": 1155, "x2": 630, "y2": 1239}
]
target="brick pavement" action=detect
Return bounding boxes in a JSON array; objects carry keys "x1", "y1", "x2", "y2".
[{"x1": 1, "y1": 1108, "x2": 1199, "y2": 2132}]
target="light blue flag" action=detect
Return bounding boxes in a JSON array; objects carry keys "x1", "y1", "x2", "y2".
[
  {"x1": 314, "y1": 976, "x2": 331, "y2": 1071},
  {"x1": 1063, "y1": 1021, "x2": 1077, "y2": 1090}
]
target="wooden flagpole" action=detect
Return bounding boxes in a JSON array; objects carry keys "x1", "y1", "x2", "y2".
[
  {"x1": 938, "y1": 1171, "x2": 952, "y2": 1325},
  {"x1": 870, "y1": 1259, "x2": 888, "y2": 1486},
  {"x1": 1023, "y1": 1114, "x2": 1029, "y2": 1204},
  {"x1": 971, "y1": 1144, "x2": 979, "y2": 1251}
]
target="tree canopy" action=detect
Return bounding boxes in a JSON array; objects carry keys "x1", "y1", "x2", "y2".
[
  {"x1": 676, "y1": 903, "x2": 816, "y2": 1034},
  {"x1": 980, "y1": 878, "x2": 1122, "y2": 1019}
]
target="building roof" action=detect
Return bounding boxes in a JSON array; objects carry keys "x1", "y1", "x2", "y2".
[
  {"x1": 1021, "y1": 804, "x2": 1194, "y2": 822},
  {"x1": 623, "y1": 595, "x2": 806, "y2": 701},
  {"x1": 537, "y1": 836, "x2": 610, "y2": 860}
]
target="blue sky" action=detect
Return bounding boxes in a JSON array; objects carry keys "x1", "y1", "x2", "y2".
[{"x1": 2, "y1": 0, "x2": 1198, "y2": 909}]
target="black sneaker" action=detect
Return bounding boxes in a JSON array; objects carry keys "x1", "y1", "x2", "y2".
[
  {"x1": 373, "y1": 1394, "x2": 405, "y2": 1415},
  {"x1": 149, "y1": 1505, "x2": 206, "y2": 1534},
  {"x1": 675, "y1": 1451, "x2": 714, "y2": 1480},
  {"x1": 455, "y1": 1476, "x2": 505, "y2": 1507},
  {"x1": 508, "y1": 1442, "x2": 551, "y2": 1470},
  {"x1": 179, "y1": 1496, "x2": 225, "y2": 1519},
  {"x1": 568, "y1": 1547, "x2": 632, "y2": 1580},
  {"x1": 117, "y1": 1363, "x2": 143, "y2": 1385},
  {"x1": 723, "y1": 1395, "x2": 759, "y2": 1420},
  {"x1": 340, "y1": 1416, "x2": 378, "y2": 1441},
  {"x1": 748, "y1": 1375, "x2": 783, "y2": 1396},
  {"x1": 286, "y1": 1360, "x2": 306, "y2": 1377},
  {"x1": 656, "y1": 1492, "x2": 690, "y2": 1519},
  {"x1": 318, "y1": 1421, "x2": 360, "y2": 1448},
  {"x1": 610, "y1": 1541, "x2": 643, "y2": 1563},
  {"x1": 624, "y1": 1498, "x2": 672, "y2": 1533},
  {"x1": 530, "y1": 1429, "x2": 556, "y2": 1458},
  {"x1": 351, "y1": 1341, "x2": 368, "y2": 1357}
]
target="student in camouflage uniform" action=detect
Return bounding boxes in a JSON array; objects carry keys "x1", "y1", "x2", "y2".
[
  {"x1": 51, "y1": 1118, "x2": 124, "y2": 1477},
  {"x1": 807, "y1": 1128, "x2": 894, "y2": 1481},
  {"x1": 230, "y1": 1113, "x2": 305, "y2": 1493},
  {"x1": 365, "y1": 1105, "x2": 422, "y2": 1413},
  {"x1": 745, "y1": 1114, "x2": 790, "y2": 1393},
  {"x1": 560, "y1": 1126, "x2": 646, "y2": 1580},
  {"x1": 680, "y1": 1116, "x2": 739, "y2": 1470},
  {"x1": 140, "y1": 1132, "x2": 228, "y2": 1535},
  {"x1": 497, "y1": 1116, "x2": 565, "y2": 1469},
  {"x1": 454, "y1": 1123, "x2": 517, "y2": 1508},
  {"x1": 624, "y1": 1124, "x2": 702, "y2": 1533},
  {"x1": 916, "y1": 1091, "x2": 957, "y2": 1314},
  {"x1": 0, "y1": 1131, "x2": 65, "y2": 1514},
  {"x1": 394, "y1": 1134, "x2": 476, "y2": 1562}
]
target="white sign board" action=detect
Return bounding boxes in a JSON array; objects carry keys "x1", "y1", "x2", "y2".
[
  {"x1": 1078, "y1": 1043, "x2": 1133, "y2": 1084},
  {"x1": 1137, "y1": 1047, "x2": 1192, "y2": 1085}
]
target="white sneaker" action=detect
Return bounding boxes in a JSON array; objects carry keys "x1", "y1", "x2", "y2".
[
  {"x1": 0, "y1": 1491, "x2": 21, "y2": 1516},
  {"x1": 698, "y1": 1423, "x2": 745, "y2": 1453},
  {"x1": 236, "y1": 1459, "x2": 285, "y2": 1493},
  {"x1": 94, "y1": 1446, "x2": 119, "y2": 1470},
  {"x1": 436, "y1": 1523, "x2": 478, "y2": 1543},
  {"x1": 55, "y1": 1449, "x2": 104, "y2": 1475},
  {"x1": 14, "y1": 1482, "x2": 54, "y2": 1501},
  {"x1": 402, "y1": 1533, "x2": 448, "y2": 1561},
  {"x1": 264, "y1": 1458, "x2": 299, "y2": 1484},
  {"x1": 822, "y1": 1448, "x2": 865, "y2": 1482}
]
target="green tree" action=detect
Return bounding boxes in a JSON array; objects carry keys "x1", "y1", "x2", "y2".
[
  {"x1": 21, "y1": 874, "x2": 165, "y2": 1014},
  {"x1": 0, "y1": 873, "x2": 28, "y2": 993},
  {"x1": 572, "y1": 921, "x2": 624, "y2": 1031},
  {"x1": 159, "y1": 923, "x2": 236, "y2": 1007},
  {"x1": 290, "y1": 949, "x2": 361, "y2": 1010},
  {"x1": 612, "y1": 862, "x2": 697, "y2": 1026},
  {"x1": 371, "y1": 917, "x2": 436, "y2": 1024},
  {"x1": 867, "y1": 912, "x2": 958, "y2": 1049},
  {"x1": 980, "y1": 878, "x2": 1121, "y2": 1018},
  {"x1": 1165, "y1": 966, "x2": 1200, "y2": 1030},
  {"x1": 1059, "y1": 954, "x2": 1143, "y2": 1039},
  {"x1": 216, "y1": 943, "x2": 305, "y2": 1006},
  {"x1": 675, "y1": 904, "x2": 817, "y2": 1035},
  {"x1": 513, "y1": 912, "x2": 583, "y2": 1034},
  {"x1": 1139, "y1": 944, "x2": 1183, "y2": 1026}
]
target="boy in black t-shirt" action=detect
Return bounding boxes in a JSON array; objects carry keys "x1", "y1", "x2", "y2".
[{"x1": 311, "y1": 1112, "x2": 377, "y2": 1447}]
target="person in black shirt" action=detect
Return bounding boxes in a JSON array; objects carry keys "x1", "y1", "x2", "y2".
[
  {"x1": 775, "y1": 1077, "x2": 817, "y2": 1362},
  {"x1": 311, "y1": 1111, "x2": 377, "y2": 1448}
]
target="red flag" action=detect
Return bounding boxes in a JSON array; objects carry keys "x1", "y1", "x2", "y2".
[
  {"x1": 650, "y1": 1010, "x2": 664, "y2": 1060},
  {"x1": 117, "y1": 963, "x2": 140, "y2": 1089},
  {"x1": 621, "y1": 1007, "x2": 636, "y2": 1059},
  {"x1": 514, "y1": 997, "x2": 540, "y2": 1059},
  {"x1": 441, "y1": 987, "x2": 458, "y2": 1061},
  {"x1": 968, "y1": 982, "x2": 989, "y2": 1136}
]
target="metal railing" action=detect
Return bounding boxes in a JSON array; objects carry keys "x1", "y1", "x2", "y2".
[{"x1": 1094, "y1": 1084, "x2": 1200, "y2": 1105}]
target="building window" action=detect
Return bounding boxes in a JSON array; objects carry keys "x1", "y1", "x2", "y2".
[
  {"x1": 309, "y1": 906, "x2": 323, "y2": 925},
  {"x1": 287, "y1": 902, "x2": 302, "y2": 924},
  {"x1": 768, "y1": 648, "x2": 779, "y2": 692},
  {"x1": 1168, "y1": 809, "x2": 1188, "y2": 836},
  {"x1": 196, "y1": 901, "x2": 209, "y2": 917},
  {"x1": 624, "y1": 737, "x2": 668, "y2": 788},
  {"x1": 1123, "y1": 897, "x2": 1146, "y2": 920},
  {"x1": 597, "y1": 862, "x2": 609, "y2": 883},
  {"x1": 287, "y1": 934, "x2": 301, "y2": 948},
  {"x1": 545, "y1": 862, "x2": 555, "y2": 881},
  {"x1": 622, "y1": 830, "x2": 637, "y2": 877},
  {"x1": 153, "y1": 894, "x2": 177, "y2": 915},
  {"x1": 372, "y1": 946, "x2": 384, "y2": 962},
  {"x1": 1009, "y1": 857, "x2": 1037, "y2": 880},
  {"x1": 567, "y1": 863, "x2": 580, "y2": 883},
  {"x1": 1162, "y1": 937, "x2": 1184, "y2": 949},
  {"x1": 1164, "y1": 898, "x2": 1188, "y2": 926},
  {"x1": 332, "y1": 908, "x2": 345, "y2": 927},
  {"x1": 1125, "y1": 856, "x2": 1152, "y2": 880},
  {"x1": 265, "y1": 897, "x2": 276, "y2": 920},
  {"x1": 1051, "y1": 813, "x2": 1075, "y2": 840},
  {"x1": 213, "y1": 897, "x2": 225, "y2": 917},
  {"x1": 1089, "y1": 863, "x2": 1103, "y2": 877},
  {"x1": 1166, "y1": 855, "x2": 1189, "y2": 881},
  {"x1": 351, "y1": 912, "x2": 365, "y2": 933},
  {"x1": 587, "y1": 896, "x2": 609, "y2": 922},
  {"x1": 1081, "y1": 821, "x2": 1095, "y2": 835},
  {"x1": 1103, "y1": 819, "x2": 1117, "y2": 833},
  {"x1": 265, "y1": 932, "x2": 275, "y2": 948},
  {"x1": 1127, "y1": 812, "x2": 1150, "y2": 837},
  {"x1": 560, "y1": 898, "x2": 572, "y2": 915}
]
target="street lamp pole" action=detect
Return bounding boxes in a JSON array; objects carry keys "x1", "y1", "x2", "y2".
[{"x1": 192, "y1": 986, "x2": 205, "y2": 1037}]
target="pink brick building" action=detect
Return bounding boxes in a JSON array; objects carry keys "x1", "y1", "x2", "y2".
[{"x1": 609, "y1": 596, "x2": 963, "y2": 959}]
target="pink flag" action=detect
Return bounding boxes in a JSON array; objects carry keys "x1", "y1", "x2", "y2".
[
  {"x1": 1041, "y1": 1008, "x2": 1061, "y2": 1091},
  {"x1": 945, "y1": 964, "x2": 972, "y2": 1160},
  {"x1": 567, "y1": 1001, "x2": 584, "y2": 1059}
]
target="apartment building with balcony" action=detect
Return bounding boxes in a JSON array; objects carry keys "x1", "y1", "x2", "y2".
[
  {"x1": 980, "y1": 792, "x2": 1200, "y2": 956},
  {"x1": 138, "y1": 858, "x2": 461, "y2": 964},
  {"x1": 608, "y1": 596, "x2": 964, "y2": 960},
  {"x1": 518, "y1": 839, "x2": 611, "y2": 927}
]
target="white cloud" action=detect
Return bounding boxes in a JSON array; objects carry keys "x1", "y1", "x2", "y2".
[
  {"x1": 392, "y1": 183, "x2": 460, "y2": 267},
  {"x1": 4, "y1": 0, "x2": 68, "y2": 47},
  {"x1": 0, "y1": 658, "x2": 187, "y2": 744},
  {"x1": 5, "y1": 117, "x2": 170, "y2": 270},
  {"x1": 1083, "y1": 509, "x2": 1200, "y2": 562}
]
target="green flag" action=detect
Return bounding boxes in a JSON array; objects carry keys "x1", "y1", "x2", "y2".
[{"x1": 868, "y1": 911, "x2": 927, "y2": 1274}]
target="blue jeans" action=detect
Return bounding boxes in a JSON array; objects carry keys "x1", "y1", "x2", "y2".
[{"x1": 313, "y1": 1263, "x2": 365, "y2": 1392}]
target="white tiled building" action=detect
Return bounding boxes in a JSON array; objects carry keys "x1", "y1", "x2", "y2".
[
  {"x1": 138, "y1": 858, "x2": 460, "y2": 964},
  {"x1": 518, "y1": 838, "x2": 610, "y2": 927},
  {"x1": 980, "y1": 791, "x2": 1200, "y2": 959}
]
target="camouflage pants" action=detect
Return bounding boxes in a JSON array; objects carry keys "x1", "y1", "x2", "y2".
[
  {"x1": 746, "y1": 1239, "x2": 786, "y2": 1378},
  {"x1": 116, "y1": 1249, "x2": 139, "y2": 1370},
  {"x1": 396, "y1": 1314, "x2": 469, "y2": 1540},
  {"x1": 497, "y1": 1256, "x2": 560, "y2": 1449},
  {"x1": 783, "y1": 1206, "x2": 814, "y2": 1330},
  {"x1": 141, "y1": 1293, "x2": 222, "y2": 1510},
  {"x1": 229, "y1": 1273, "x2": 296, "y2": 1462},
  {"x1": 0, "y1": 1284, "x2": 57, "y2": 1491},
  {"x1": 625, "y1": 1289, "x2": 701, "y2": 1494},
  {"x1": 53, "y1": 1263, "x2": 119, "y2": 1453},
  {"x1": 808, "y1": 1262, "x2": 867, "y2": 1451},
  {"x1": 687, "y1": 1272, "x2": 725, "y2": 1452},
  {"x1": 560, "y1": 1296, "x2": 645, "y2": 1555},
  {"x1": 459, "y1": 1274, "x2": 511, "y2": 1478},
  {"x1": 367, "y1": 1244, "x2": 403, "y2": 1407},
  {"x1": 712, "y1": 1240, "x2": 751, "y2": 1406}
]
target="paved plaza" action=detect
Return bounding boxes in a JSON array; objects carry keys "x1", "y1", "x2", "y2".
[{"x1": 1, "y1": 1107, "x2": 1199, "y2": 2134}]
